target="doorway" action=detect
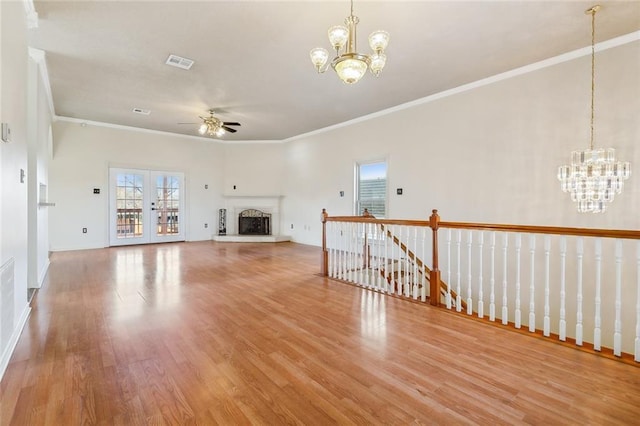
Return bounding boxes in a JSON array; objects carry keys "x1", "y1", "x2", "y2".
[{"x1": 109, "y1": 168, "x2": 185, "y2": 246}]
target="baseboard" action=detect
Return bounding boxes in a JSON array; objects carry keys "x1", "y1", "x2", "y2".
[
  {"x1": 36, "y1": 258, "x2": 50, "y2": 288},
  {"x1": 0, "y1": 304, "x2": 31, "y2": 381}
]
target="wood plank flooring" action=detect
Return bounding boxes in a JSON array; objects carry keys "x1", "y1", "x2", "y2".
[{"x1": 1, "y1": 241, "x2": 639, "y2": 425}]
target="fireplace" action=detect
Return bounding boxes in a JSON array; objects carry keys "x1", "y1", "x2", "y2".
[{"x1": 238, "y1": 209, "x2": 271, "y2": 236}]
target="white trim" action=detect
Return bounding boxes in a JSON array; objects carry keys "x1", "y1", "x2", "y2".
[
  {"x1": 22, "y1": 0, "x2": 38, "y2": 28},
  {"x1": 283, "y1": 31, "x2": 640, "y2": 143},
  {"x1": 0, "y1": 305, "x2": 31, "y2": 381},
  {"x1": 37, "y1": 258, "x2": 50, "y2": 288},
  {"x1": 27, "y1": 48, "x2": 55, "y2": 118},
  {"x1": 55, "y1": 116, "x2": 280, "y2": 144}
]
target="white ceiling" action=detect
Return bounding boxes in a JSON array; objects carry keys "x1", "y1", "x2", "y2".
[{"x1": 28, "y1": 1, "x2": 640, "y2": 141}]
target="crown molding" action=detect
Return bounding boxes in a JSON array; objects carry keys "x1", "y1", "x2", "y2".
[
  {"x1": 22, "y1": 0, "x2": 38, "y2": 28},
  {"x1": 283, "y1": 31, "x2": 640, "y2": 144},
  {"x1": 28, "y1": 48, "x2": 55, "y2": 118},
  {"x1": 54, "y1": 116, "x2": 281, "y2": 144}
]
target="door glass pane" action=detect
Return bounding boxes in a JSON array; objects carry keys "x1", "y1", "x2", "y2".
[
  {"x1": 155, "y1": 175, "x2": 180, "y2": 236},
  {"x1": 116, "y1": 173, "x2": 144, "y2": 238}
]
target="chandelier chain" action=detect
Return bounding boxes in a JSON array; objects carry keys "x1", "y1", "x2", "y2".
[{"x1": 590, "y1": 8, "x2": 596, "y2": 151}]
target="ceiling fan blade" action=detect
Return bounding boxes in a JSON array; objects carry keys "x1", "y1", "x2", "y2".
[
  {"x1": 222, "y1": 126, "x2": 237, "y2": 133},
  {"x1": 222, "y1": 122, "x2": 241, "y2": 126},
  {"x1": 178, "y1": 122, "x2": 198, "y2": 125}
]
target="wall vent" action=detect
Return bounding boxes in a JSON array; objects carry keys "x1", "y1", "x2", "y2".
[
  {"x1": 165, "y1": 54, "x2": 194, "y2": 70},
  {"x1": 132, "y1": 108, "x2": 151, "y2": 115}
]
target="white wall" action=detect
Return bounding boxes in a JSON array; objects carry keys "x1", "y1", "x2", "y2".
[
  {"x1": 27, "y1": 50, "x2": 53, "y2": 289},
  {"x1": 49, "y1": 122, "x2": 226, "y2": 250},
  {"x1": 222, "y1": 142, "x2": 285, "y2": 196},
  {"x1": 281, "y1": 40, "x2": 640, "y2": 246},
  {"x1": 0, "y1": 1, "x2": 32, "y2": 380}
]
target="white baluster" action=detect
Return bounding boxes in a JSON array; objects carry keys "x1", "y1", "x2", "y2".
[
  {"x1": 446, "y1": 229, "x2": 452, "y2": 310},
  {"x1": 576, "y1": 237, "x2": 584, "y2": 346},
  {"x1": 398, "y1": 226, "x2": 406, "y2": 296},
  {"x1": 559, "y1": 236, "x2": 567, "y2": 341},
  {"x1": 383, "y1": 225, "x2": 389, "y2": 293},
  {"x1": 501, "y1": 232, "x2": 508, "y2": 325},
  {"x1": 378, "y1": 224, "x2": 384, "y2": 291},
  {"x1": 337, "y1": 222, "x2": 343, "y2": 280},
  {"x1": 467, "y1": 231, "x2": 473, "y2": 315},
  {"x1": 529, "y1": 235, "x2": 536, "y2": 333},
  {"x1": 371, "y1": 223, "x2": 376, "y2": 289},
  {"x1": 400, "y1": 226, "x2": 411, "y2": 297},
  {"x1": 635, "y1": 241, "x2": 640, "y2": 362},
  {"x1": 489, "y1": 232, "x2": 496, "y2": 321},
  {"x1": 543, "y1": 235, "x2": 551, "y2": 337},
  {"x1": 393, "y1": 225, "x2": 399, "y2": 295},
  {"x1": 456, "y1": 230, "x2": 462, "y2": 312},
  {"x1": 421, "y1": 227, "x2": 427, "y2": 302},
  {"x1": 373, "y1": 224, "x2": 379, "y2": 290},
  {"x1": 614, "y1": 239, "x2": 622, "y2": 357},
  {"x1": 327, "y1": 222, "x2": 333, "y2": 278},
  {"x1": 358, "y1": 222, "x2": 364, "y2": 286},
  {"x1": 477, "y1": 231, "x2": 484, "y2": 319},
  {"x1": 350, "y1": 222, "x2": 356, "y2": 283},
  {"x1": 331, "y1": 222, "x2": 337, "y2": 278},
  {"x1": 368, "y1": 222, "x2": 374, "y2": 289},
  {"x1": 515, "y1": 234, "x2": 522, "y2": 329},
  {"x1": 407, "y1": 227, "x2": 412, "y2": 298},
  {"x1": 384, "y1": 225, "x2": 395, "y2": 293},
  {"x1": 594, "y1": 238, "x2": 602, "y2": 351},
  {"x1": 413, "y1": 227, "x2": 419, "y2": 299}
]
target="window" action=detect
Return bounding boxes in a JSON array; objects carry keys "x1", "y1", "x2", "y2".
[{"x1": 355, "y1": 161, "x2": 387, "y2": 218}]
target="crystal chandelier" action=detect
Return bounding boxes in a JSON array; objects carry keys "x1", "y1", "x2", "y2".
[
  {"x1": 309, "y1": 0, "x2": 389, "y2": 84},
  {"x1": 557, "y1": 5, "x2": 631, "y2": 213},
  {"x1": 199, "y1": 116, "x2": 226, "y2": 137}
]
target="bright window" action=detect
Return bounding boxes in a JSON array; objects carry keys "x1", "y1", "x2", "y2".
[{"x1": 355, "y1": 161, "x2": 387, "y2": 218}]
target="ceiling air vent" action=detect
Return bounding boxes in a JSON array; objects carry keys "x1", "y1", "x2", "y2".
[
  {"x1": 132, "y1": 108, "x2": 151, "y2": 115},
  {"x1": 165, "y1": 54, "x2": 194, "y2": 70}
]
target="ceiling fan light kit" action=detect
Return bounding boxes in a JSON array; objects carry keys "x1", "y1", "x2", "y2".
[
  {"x1": 182, "y1": 109, "x2": 241, "y2": 138},
  {"x1": 310, "y1": 0, "x2": 389, "y2": 84},
  {"x1": 557, "y1": 5, "x2": 631, "y2": 213}
]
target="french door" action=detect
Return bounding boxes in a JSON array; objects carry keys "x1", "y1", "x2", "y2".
[{"x1": 109, "y1": 168, "x2": 185, "y2": 246}]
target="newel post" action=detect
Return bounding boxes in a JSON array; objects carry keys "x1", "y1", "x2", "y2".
[
  {"x1": 429, "y1": 209, "x2": 441, "y2": 306},
  {"x1": 362, "y1": 208, "x2": 371, "y2": 268},
  {"x1": 321, "y1": 208, "x2": 329, "y2": 276}
]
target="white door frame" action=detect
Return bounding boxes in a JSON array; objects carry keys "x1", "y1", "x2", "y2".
[{"x1": 109, "y1": 168, "x2": 186, "y2": 246}]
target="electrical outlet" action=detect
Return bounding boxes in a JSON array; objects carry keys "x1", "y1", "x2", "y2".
[
  {"x1": 93, "y1": 188, "x2": 100, "y2": 194},
  {"x1": 204, "y1": 223, "x2": 208, "y2": 228},
  {"x1": 82, "y1": 228, "x2": 87, "y2": 233},
  {"x1": 291, "y1": 224, "x2": 294, "y2": 229}
]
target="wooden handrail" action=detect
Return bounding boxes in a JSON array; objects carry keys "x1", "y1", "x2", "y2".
[
  {"x1": 326, "y1": 216, "x2": 430, "y2": 227},
  {"x1": 439, "y1": 222, "x2": 640, "y2": 240},
  {"x1": 324, "y1": 210, "x2": 640, "y2": 240}
]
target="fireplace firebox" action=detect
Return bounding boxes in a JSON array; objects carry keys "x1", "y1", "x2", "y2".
[{"x1": 238, "y1": 209, "x2": 271, "y2": 235}]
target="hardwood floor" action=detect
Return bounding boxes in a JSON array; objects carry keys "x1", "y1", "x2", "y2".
[{"x1": 1, "y1": 241, "x2": 639, "y2": 425}]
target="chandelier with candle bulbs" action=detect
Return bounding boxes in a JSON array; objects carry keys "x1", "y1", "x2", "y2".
[{"x1": 310, "y1": 0, "x2": 389, "y2": 85}]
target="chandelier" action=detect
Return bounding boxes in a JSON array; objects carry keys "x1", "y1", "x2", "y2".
[
  {"x1": 309, "y1": 0, "x2": 389, "y2": 84},
  {"x1": 199, "y1": 116, "x2": 226, "y2": 137},
  {"x1": 557, "y1": 5, "x2": 630, "y2": 213}
]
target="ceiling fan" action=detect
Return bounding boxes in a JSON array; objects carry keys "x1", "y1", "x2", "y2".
[{"x1": 179, "y1": 109, "x2": 241, "y2": 137}]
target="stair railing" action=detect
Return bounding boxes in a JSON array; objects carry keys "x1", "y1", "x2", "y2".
[{"x1": 322, "y1": 208, "x2": 640, "y2": 362}]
